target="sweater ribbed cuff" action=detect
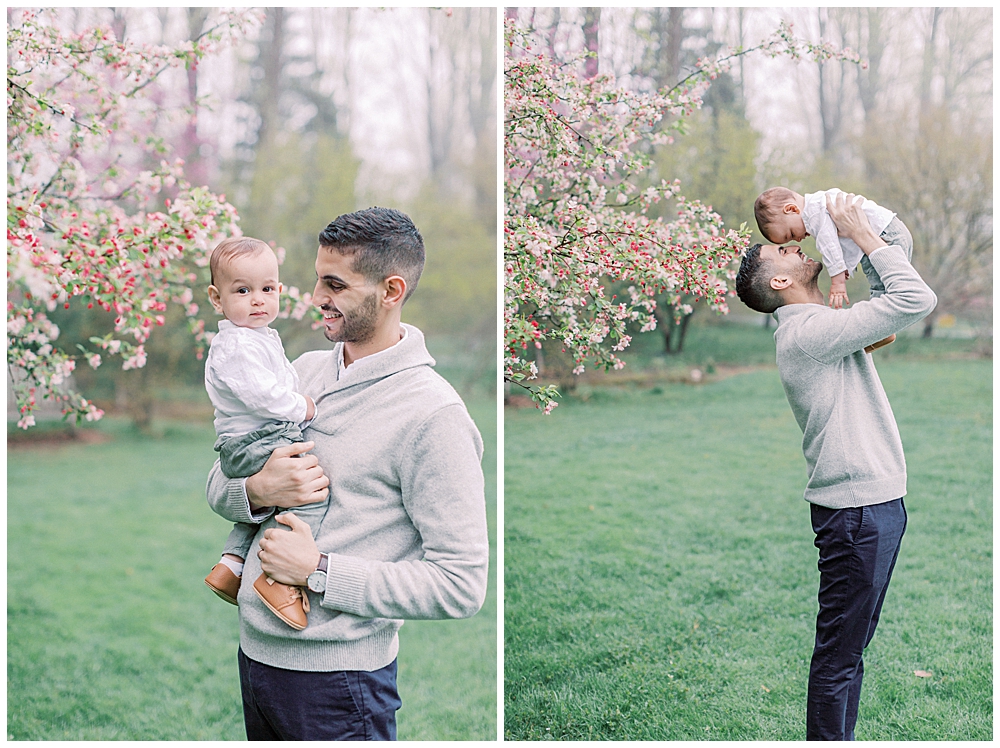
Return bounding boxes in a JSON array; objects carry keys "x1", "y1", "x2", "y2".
[
  {"x1": 323, "y1": 553, "x2": 371, "y2": 616},
  {"x1": 228, "y1": 477, "x2": 272, "y2": 524}
]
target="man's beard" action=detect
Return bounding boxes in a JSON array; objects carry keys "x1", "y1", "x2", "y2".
[
  {"x1": 322, "y1": 291, "x2": 379, "y2": 344},
  {"x1": 803, "y1": 257, "x2": 823, "y2": 284}
]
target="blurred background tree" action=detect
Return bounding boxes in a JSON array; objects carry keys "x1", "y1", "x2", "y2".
[{"x1": 15, "y1": 7, "x2": 497, "y2": 429}]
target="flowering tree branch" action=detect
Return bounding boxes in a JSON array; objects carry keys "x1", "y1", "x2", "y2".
[
  {"x1": 7, "y1": 9, "x2": 315, "y2": 429},
  {"x1": 504, "y1": 18, "x2": 864, "y2": 413}
]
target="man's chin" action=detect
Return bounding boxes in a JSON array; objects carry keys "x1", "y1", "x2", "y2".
[{"x1": 322, "y1": 326, "x2": 376, "y2": 345}]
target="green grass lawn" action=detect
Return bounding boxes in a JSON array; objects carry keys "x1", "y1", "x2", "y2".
[
  {"x1": 7, "y1": 399, "x2": 496, "y2": 740},
  {"x1": 504, "y1": 355, "x2": 991, "y2": 740}
]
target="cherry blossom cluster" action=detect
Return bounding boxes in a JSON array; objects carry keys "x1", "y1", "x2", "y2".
[
  {"x1": 504, "y1": 18, "x2": 865, "y2": 413},
  {"x1": 6, "y1": 9, "x2": 310, "y2": 429}
]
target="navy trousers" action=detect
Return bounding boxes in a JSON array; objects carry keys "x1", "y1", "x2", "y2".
[
  {"x1": 238, "y1": 648, "x2": 402, "y2": 740},
  {"x1": 807, "y1": 498, "x2": 906, "y2": 741}
]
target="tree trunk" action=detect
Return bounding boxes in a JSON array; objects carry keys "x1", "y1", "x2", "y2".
[
  {"x1": 669, "y1": 311, "x2": 694, "y2": 354},
  {"x1": 655, "y1": 304, "x2": 695, "y2": 354},
  {"x1": 182, "y1": 8, "x2": 210, "y2": 186},
  {"x1": 816, "y1": 9, "x2": 841, "y2": 156},
  {"x1": 257, "y1": 8, "x2": 286, "y2": 153},
  {"x1": 117, "y1": 367, "x2": 155, "y2": 433},
  {"x1": 919, "y1": 8, "x2": 942, "y2": 109},
  {"x1": 582, "y1": 8, "x2": 600, "y2": 78}
]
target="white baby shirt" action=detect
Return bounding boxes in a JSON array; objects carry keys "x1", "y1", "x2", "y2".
[
  {"x1": 205, "y1": 319, "x2": 308, "y2": 438},
  {"x1": 803, "y1": 188, "x2": 896, "y2": 278}
]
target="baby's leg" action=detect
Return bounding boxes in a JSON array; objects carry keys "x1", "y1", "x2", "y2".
[
  {"x1": 280, "y1": 491, "x2": 331, "y2": 539},
  {"x1": 223, "y1": 521, "x2": 257, "y2": 566},
  {"x1": 860, "y1": 217, "x2": 913, "y2": 298},
  {"x1": 206, "y1": 522, "x2": 256, "y2": 603},
  {"x1": 210, "y1": 425, "x2": 303, "y2": 605}
]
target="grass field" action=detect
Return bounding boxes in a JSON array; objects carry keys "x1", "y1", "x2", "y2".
[
  {"x1": 504, "y1": 333, "x2": 991, "y2": 740},
  {"x1": 7, "y1": 397, "x2": 496, "y2": 740}
]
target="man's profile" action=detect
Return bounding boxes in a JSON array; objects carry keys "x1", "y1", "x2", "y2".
[{"x1": 735, "y1": 193, "x2": 936, "y2": 740}]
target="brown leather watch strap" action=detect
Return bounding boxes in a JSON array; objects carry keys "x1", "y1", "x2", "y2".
[{"x1": 316, "y1": 553, "x2": 329, "y2": 574}]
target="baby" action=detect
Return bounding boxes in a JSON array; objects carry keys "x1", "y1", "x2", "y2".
[
  {"x1": 202, "y1": 236, "x2": 327, "y2": 631},
  {"x1": 754, "y1": 187, "x2": 914, "y2": 315}
]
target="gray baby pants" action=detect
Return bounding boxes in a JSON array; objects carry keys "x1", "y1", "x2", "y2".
[
  {"x1": 215, "y1": 422, "x2": 329, "y2": 559},
  {"x1": 860, "y1": 217, "x2": 913, "y2": 297}
]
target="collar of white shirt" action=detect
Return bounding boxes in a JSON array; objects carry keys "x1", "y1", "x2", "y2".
[
  {"x1": 336, "y1": 326, "x2": 409, "y2": 381},
  {"x1": 217, "y1": 319, "x2": 280, "y2": 342}
]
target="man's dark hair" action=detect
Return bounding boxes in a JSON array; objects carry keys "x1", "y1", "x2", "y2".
[
  {"x1": 735, "y1": 243, "x2": 783, "y2": 314},
  {"x1": 318, "y1": 207, "x2": 425, "y2": 302}
]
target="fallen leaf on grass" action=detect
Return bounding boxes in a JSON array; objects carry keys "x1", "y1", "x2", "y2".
[{"x1": 914, "y1": 670, "x2": 933, "y2": 678}]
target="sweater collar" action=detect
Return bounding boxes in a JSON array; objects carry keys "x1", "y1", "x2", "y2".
[{"x1": 323, "y1": 323, "x2": 435, "y2": 392}]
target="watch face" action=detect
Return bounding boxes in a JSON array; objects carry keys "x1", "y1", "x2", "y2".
[{"x1": 307, "y1": 571, "x2": 326, "y2": 594}]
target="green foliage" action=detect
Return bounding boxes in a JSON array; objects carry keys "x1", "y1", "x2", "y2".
[
  {"x1": 649, "y1": 108, "x2": 761, "y2": 233},
  {"x1": 505, "y1": 358, "x2": 991, "y2": 740},
  {"x1": 638, "y1": 102, "x2": 761, "y2": 353},
  {"x1": 402, "y1": 185, "x2": 496, "y2": 343}
]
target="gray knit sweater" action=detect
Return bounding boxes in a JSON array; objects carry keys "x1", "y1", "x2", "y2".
[
  {"x1": 205, "y1": 324, "x2": 488, "y2": 672},
  {"x1": 773, "y1": 245, "x2": 936, "y2": 509}
]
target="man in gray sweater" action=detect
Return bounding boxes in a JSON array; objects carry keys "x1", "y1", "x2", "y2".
[
  {"x1": 206, "y1": 208, "x2": 489, "y2": 740},
  {"x1": 735, "y1": 193, "x2": 936, "y2": 740}
]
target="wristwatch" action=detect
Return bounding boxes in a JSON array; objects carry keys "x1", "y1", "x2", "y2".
[{"x1": 307, "y1": 553, "x2": 329, "y2": 594}]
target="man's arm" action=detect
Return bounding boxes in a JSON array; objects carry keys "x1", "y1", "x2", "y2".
[
  {"x1": 331, "y1": 404, "x2": 488, "y2": 619},
  {"x1": 794, "y1": 194, "x2": 936, "y2": 362},
  {"x1": 259, "y1": 404, "x2": 489, "y2": 620},
  {"x1": 206, "y1": 440, "x2": 331, "y2": 523}
]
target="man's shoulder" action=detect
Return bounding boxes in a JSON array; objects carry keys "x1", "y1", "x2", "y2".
[
  {"x1": 395, "y1": 364, "x2": 467, "y2": 410},
  {"x1": 774, "y1": 304, "x2": 829, "y2": 353}
]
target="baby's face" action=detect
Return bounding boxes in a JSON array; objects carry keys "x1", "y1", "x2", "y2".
[
  {"x1": 210, "y1": 250, "x2": 282, "y2": 329},
  {"x1": 767, "y1": 211, "x2": 808, "y2": 246}
]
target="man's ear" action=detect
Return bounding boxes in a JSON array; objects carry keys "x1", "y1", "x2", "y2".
[
  {"x1": 381, "y1": 275, "x2": 407, "y2": 308},
  {"x1": 207, "y1": 284, "x2": 224, "y2": 314},
  {"x1": 769, "y1": 274, "x2": 792, "y2": 292}
]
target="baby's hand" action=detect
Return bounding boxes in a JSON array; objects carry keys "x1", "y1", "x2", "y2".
[
  {"x1": 828, "y1": 288, "x2": 849, "y2": 309},
  {"x1": 828, "y1": 272, "x2": 849, "y2": 309},
  {"x1": 304, "y1": 395, "x2": 316, "y2": 422}
]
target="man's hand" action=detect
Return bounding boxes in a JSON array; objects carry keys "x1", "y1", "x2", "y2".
[
  {"x1": 258, "y1": 513, "x2": 320, "y2": 586},
  {"x1": 245, "y1": 441, "x2": 330, "y2": 511},
  {"x1": 825, "y1": 192, "x2": 885, "y2": 256}
]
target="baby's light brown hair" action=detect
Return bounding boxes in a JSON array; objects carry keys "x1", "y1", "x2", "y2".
[
  {"x1": 209, "y1": 236, "x2": 272, "y2": 286},
  {"x1": 754, "y1": 187, "x2": 798, "y2": 242}
]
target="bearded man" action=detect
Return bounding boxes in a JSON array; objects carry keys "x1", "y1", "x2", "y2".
[
  {"x1": 734, "y1": 193, "x2": 936, "y2": 740},
  {"x1": 206, "y1": 207, "x2": 489, "y2": 740}
]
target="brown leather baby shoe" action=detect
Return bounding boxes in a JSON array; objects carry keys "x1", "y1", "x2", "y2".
[
  {"x1": 253, "y1": 573, "x2": 309, "y2": 630},
  {"x1": 205, "y1": 563, "x2": 241, "y2": 605}
]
